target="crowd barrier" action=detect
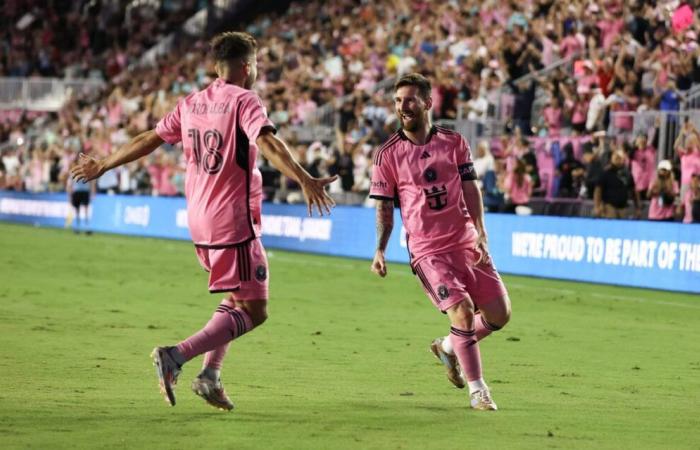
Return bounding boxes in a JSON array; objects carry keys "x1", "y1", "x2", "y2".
[{"x1": 1, "y1": 191, "x2": 698, "y2": 294}]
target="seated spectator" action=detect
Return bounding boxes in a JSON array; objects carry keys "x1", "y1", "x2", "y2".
[
  {"x1": 647, "y1": 160, "x2": 678, "y2": 222},
  {"x1": 594, "y1": 150, "x2": 640, "y2": 219}
]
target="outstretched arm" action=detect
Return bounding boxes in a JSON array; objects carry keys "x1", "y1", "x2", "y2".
[
  {"x1": 256, "y1": 129, "x2": 337, "y2": 216},
  {"x1": 371, "y1": 199, "x2": 394, "y2": 277},
  {"x1": 71, "y1": 130, "x2": 163, "y2": 182}
]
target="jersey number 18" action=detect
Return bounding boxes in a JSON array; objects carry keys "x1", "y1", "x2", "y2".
[{"x1": 187, "y1": 128, "x2": 224, "y2": 174}]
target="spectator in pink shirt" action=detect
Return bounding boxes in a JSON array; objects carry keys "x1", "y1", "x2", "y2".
[
  {"x1": 647, "y1": 160, "x2": 678, "y2": 221},
  {"x1": 674, "y1": 122, "x2": 700, "y2": 199},
  {"x1": 504, "y1": 158, "x2": 532, "y2": 213},
  {"x1": 542, "y1": 96, "x2": 562, "y2": 136},
  {"x1": 630, "y1": 135, "x2": 656, "y2": 200},
  {"x1": 678, "y1": 173, "x2": 700, "y2": 224}
]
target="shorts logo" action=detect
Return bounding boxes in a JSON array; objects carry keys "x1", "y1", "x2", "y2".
[
  {"x1": 255, "y1": 265, "x2": 267, "y2": 281},
  {"x1": 437, "y1": 285, "x2": 450, "y2": 300},
  {"x1": 424, "y1": 167, "x2": 437, "y2": 182}
]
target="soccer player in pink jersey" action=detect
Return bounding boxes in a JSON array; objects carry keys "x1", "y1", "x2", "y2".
[
  {"x1": 369, "y1": 73, "x2": 511, "y2": 411},
  {"x1": 71, "y1": 32, "x2": 337, "y2": 410}
]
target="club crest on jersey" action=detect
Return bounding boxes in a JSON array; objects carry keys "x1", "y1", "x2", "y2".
[
  {"x1": 437, "y1": 285, "x2": 450, "y2": 300},
  {"x1": 424, "y1": 167, "x2": 437, "y2": 182},
  {"x1": 424, "y1": 185, "x2": 448, "y2": 210},
  {"x1": 255, "y1": 265, "x2": 267, "y2": 281}
]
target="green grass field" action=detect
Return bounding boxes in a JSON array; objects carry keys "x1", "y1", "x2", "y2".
[{"x1": 1, "y1": 222, "x2": 699, "y2": 450}]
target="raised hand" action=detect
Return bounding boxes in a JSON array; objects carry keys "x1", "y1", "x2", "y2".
[
  {"x1": 300, "y1": 175, "x2": 338, "y2": 216},
  {"x1": 70, "y1": 153, "x2": 105, "y2": 183}
]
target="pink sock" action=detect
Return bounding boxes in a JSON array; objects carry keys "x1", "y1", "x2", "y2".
[
  {"x1": 450, "y1": 326, "x2": 482, "y2": 382},
  {"x1": 176, "y1": 302, "x2": 253, "y2": 362},
  {"x1": 203, "y1": 342, "x2": 231, "y2": 370},
  {"x1": 474, "y1": 314, "x2": 502, "y2": 341}
]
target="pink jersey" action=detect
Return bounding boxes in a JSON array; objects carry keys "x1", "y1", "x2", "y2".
[
  {"x1": 156, "y1": 78, "x2": 275, "y2": 246},
  {"x1": 369, "y1": 126, "x2": 479, "y2": 265}
]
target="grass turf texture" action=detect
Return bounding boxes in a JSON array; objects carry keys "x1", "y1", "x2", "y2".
[{"x1": 0, "y1": 222, "x2": 699, "y2": 450}]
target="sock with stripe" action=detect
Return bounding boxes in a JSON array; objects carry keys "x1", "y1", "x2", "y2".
[
  {"x1": 200, "y1": 298, "x2": 236, "y2": 375},
  {"x1": 176, "y1": 300, "x2": 254, "y2": 363},
  {"x1": 449, "y1": 326, "x2": 483, "y2": 384},
  {"x1": 441, "y1": 314, "x2": 502, "y2": 354},
  {"x1": 475, "y1": 313, "x2": 502, "y2": 341}
]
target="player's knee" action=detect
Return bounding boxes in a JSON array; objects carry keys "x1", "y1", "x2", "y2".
[
  {"x1": 448, "y1": 299, "x2": 476, "y2": 329},
  {"x1": 241, "y1": 303, "x2": 268, "y2": 327},
  {"x1": 252, "y1": 309, "x2": 268, "y2": 327},
  {"x1": 482, "y1": 295, "x2": 512, "y2": 330}
]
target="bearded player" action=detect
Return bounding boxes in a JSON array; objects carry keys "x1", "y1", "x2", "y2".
[
  {"x1": 71, "y1": 32, "x2": 337, "y2": 410},
  {"x1": 369, "y1": 73, "x2": 511, "y2": 410}
]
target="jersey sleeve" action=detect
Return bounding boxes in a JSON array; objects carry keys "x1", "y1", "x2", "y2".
[
  {"x1": 456, "y1": 136, "x2": 477, "y2": 181},
  {"x1": 239, "y1": 92, "x2": 276, "y2": 141},
  {"x1": 155, "y1": 99, "x2": 183, "y2": 144},
  {"x1": 369, "y1": 151, "x2": 397, "y2": 200}
]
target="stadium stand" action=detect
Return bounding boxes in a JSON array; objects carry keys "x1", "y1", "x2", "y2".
[{"x1": 1, "y1": 0, "x2": 700, "y2": 222}]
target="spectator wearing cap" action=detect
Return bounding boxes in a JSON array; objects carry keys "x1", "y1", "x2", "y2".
[
  {"x1": 630, "y1": 134, "x2": 656, "y2": 200},
  {"x1": 678, "y1": 172, "x2": 700, "y2": 224},
  {"x1": 647, "y1": 160, "x2": 678, "y2": 221},
  {"x1": 594, "y1": 150, "x2": 640, "y2": 219}
]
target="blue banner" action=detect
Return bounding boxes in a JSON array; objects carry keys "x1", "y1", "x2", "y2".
[{"x1": 1, "y1": 190, "x2": 698, "y2": 293}]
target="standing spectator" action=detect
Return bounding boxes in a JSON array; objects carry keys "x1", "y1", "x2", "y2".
[
  {"x1": 594, "y1": 150, "x2": 640, "y2": 219},
  {"x1": 473, "y1": 139, "x2": 495, "y2": 180},
  {"x1": 678, "y1": 172, "x2": 700, "y2": 224},
  {"x1": 504, "y1": 158, "x2": 532, "y2": 213},
  {"x1": 557, "y1": 143, "x2": 584, "y2": 198},
  {"x1": 675, "y1": 122, "x2": 700, "y2": 200},
  {"x1": 542, "y1": 96, "x2": 563, "y2": 136},
  {"x1": 581, "y1": 132, "x2": 609, "y2": 199},
  {"x1": 647, "y1": 160, "x2": 678, "y2": 222},
  {"x1": 630, "y1": 134, "x2": 656, "y2": 200},
  {"x1": 67, "y1": 161, "x2": 96, "y2": 234}
]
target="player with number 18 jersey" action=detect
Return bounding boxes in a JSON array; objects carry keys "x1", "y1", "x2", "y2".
[{"x1": 157, "y1": 78, "x2": 272, "y2": 248}]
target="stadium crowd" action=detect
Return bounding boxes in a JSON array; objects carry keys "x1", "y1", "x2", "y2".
[{"x1": 1, "y1": 0, "x2": 700, "y2": 222}]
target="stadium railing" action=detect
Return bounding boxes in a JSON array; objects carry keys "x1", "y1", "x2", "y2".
[
  {"x1": 0, "y1": 77, "x2": 105, "y2": 111},
  {"x1": 682, "y1": 84, "x2": 700, "y2": 111},
  {"x1": 608, "y1": 110, "x2": 700, "y2": 161}
]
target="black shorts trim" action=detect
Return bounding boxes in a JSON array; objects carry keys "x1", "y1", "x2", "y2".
[{"x1": 194, "y1": 236, "x2": 255, "y2": 249}]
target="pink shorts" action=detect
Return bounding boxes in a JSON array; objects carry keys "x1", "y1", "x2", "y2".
[
  {"x1": 413, "y1": 248, "x2": 507, "y2": 312},
  {"x1": 194, "y1": 238, "x2": 269, "y2": 300}
]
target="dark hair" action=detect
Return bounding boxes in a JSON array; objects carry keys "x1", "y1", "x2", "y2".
[
  {"x1": 394, "y1": 73, "x2": 431, "y2": 99},
  {"x1": 210, "y1": 32, "x2": 257, "y2": 63}
]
